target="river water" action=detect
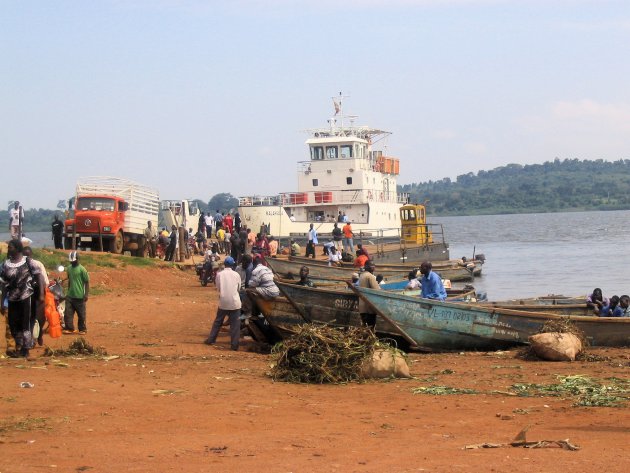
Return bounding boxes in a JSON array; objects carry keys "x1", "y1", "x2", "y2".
[{"x1": 3, "y1": 209, "x2": 629, "y2": 301}]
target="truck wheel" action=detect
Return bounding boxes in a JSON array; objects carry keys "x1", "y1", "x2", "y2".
[
  {"x1": 135, "y1": 236, "x2": 146, "y2": 257},
  {"x1": 109, "y1": 231, "x2": 124, "y2": 254},
  {"x1": 64, "y1": 237, "x2": 74, "y2": 250}
]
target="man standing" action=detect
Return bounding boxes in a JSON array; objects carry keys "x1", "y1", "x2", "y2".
[
  {"x1": 143, "y1": 220, "x2": 157, "y2": 258},
  {"x1": 9, "y1": 201, "x2": 23, "y2": 240},
  {"x1": 419, "y1": 261, "x2": 447, "y2": 301},
  {"x1": 63, "y1": 251, "x2": 90, "y2": 335},
  {"x1": 342, "y1": 221, "x2": 354, "y2": 254},
  {"x1": 332, "y1": 222, "x2": 343, "y2": 250},
  {"x1": 51, "y1": 214, "x2": 64, "y2": 249},
  {"x1": 306, "y1": 223, "x2": 318, "y2": 258},
  {"x1": 165, "y1": 225, "x2": 177, "y2": 262},
  {"x1": 214, "y1": 210, "x2": 224, "y2": 234},
  {"x1": 205, "y1": 256, "x2": 242, "y2": 351},
  {"x1": 204, "y1": 213, "x2": 214, "y2": 239},
  {"x1": 358, "y1": 260, "x2": 380, "y2": 330}
]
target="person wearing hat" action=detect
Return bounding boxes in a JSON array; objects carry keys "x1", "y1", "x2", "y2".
[
  {"x1": 205, "y1": 256, "x2": 242, "y2": 351},
  {"x1": 63, "y1": 251, "x2": 90, "y2": 334}
]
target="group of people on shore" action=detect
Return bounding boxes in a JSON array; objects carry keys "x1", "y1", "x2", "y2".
[
  {"x1": 1, "y1": 239, "x2": 90, "y2": 358},
  {"x1": 586, "y1": 288, "x2": 630, "y2": 317}
]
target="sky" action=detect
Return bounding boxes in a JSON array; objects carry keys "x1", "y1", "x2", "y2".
[{"x1": 2, "y1": 0, "x2": 630, "y2": 210}]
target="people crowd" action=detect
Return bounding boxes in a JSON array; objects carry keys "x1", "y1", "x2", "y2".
[
  {"x1": 5, "y1": 204, "x2": 628, "y2": 360},
  {"x1": 587, "y1": 288, "x2": 630, "y2": 317}
]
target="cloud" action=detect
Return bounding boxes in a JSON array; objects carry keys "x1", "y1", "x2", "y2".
[
  {"x1": 551, "y1": 99, "x2": 630, "y2": 132},
  {"x1": 519, "y1": 99, "x2": 630, "y2": 133},
  {"x1": 463, "y1": 141, "x2": 488, "y2": 155}
]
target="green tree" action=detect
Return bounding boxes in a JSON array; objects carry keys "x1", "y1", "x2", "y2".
[{"x1": 208, "y1": 193, "x2": 239, "y2": 213}]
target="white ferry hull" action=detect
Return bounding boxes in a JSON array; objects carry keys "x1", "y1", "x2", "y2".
[{"x1": 238, "y1": 201, "x2": 401, "y2": 238}]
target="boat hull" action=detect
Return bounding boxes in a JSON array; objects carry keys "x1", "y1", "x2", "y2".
[
  {"x1": 353, "y1": 287, "x2": 630, "y2": 350},
  {"x1": 276, "y1": 282, "x2": 412, "y2": 349},
  {"x1": 248, "y1": 292, "x2": 305, "y2": 339},
  {"x1": 267, "y1": 257, "x2": 473, "y2": 282}
]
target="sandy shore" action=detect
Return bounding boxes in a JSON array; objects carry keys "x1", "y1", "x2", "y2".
[{"x1": 1, "y1": 260, "x2": 629, "y2": 472}]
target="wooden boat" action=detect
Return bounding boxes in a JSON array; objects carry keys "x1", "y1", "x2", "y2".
[
  {"x1": 247, "y1": 291, "x2": 306, "y2": 339},
  {"x1": 267, "y1": 257, "x2": 473, "y2": 282},
  {"x1": 288, "y1": 254, "x2": 482, "y2": 277},
  {"x1": 480, "y1": 302, "x2": 592, "y2": 316},
  {"x1": 352, "y1": 287, "x2": 630, "y2": 350},
  {"x1": 276, "y1": 281, "x2": 415, "y2": 349}
]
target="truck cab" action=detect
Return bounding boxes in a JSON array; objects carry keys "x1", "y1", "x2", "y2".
[
  {"x1": 65, "y1": 195, "x2": 128, "y2": 253},
  {"x1": 64, "y1": 177, "x2": 160, "y2": 256}
]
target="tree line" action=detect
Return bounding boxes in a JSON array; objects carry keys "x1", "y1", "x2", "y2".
[{"x1": 399, "y1": 158, "x2": 630, "y2": 215}]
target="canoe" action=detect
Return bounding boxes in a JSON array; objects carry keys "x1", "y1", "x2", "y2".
[
  {"x1": 352, "y1": 286, "x2": 630, "y2": 350},
  {"x1": 276, "y1": 281, "x2": 414, "y2": 349},
  {"x1": 480, "y1": 302, "x2": 592, "y2": 316},
  {"x1": 247, "y1": 291, "x2": 306, "y2": 339},
  {"x1": 267, "y1": 257, "x2": 473, "y2": 282},
  {"x1": 288, "y1": 254, "x2": 482, "y2": 277}
]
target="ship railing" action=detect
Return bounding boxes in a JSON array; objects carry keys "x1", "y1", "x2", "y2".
[
  {"x1": 278, "y1": 189, "x2": 405, "y2": 205},
  {"x1": 354, "y1": 223, "x2": 448, "y2": 254},
  {"x1": 238, "y1": 195, "x2": 281, "y2": 206}
]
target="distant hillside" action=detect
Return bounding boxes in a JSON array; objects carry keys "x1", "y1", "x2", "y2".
[{"x1": 399, "y1": 159, "x2": 630, "y2": 215}]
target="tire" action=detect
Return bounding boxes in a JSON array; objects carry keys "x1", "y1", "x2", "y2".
[
  {"x1": 135, "y1": 236, "x2": 146, "y2": 257},
  {"x1": 64, "y1": 237, "x2": 74, "y2": 250},
  {"x1": 109, "y1": 231, "x2": 124, "y2": 254}
]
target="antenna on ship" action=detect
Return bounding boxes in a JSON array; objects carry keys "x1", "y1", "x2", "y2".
[{"x1": 331, "y1": 91, "x2": 350, "y2": 129}]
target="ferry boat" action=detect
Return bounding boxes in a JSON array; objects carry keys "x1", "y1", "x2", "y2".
[{"x1": 238, "y1": 95, "x2": 414, "y2": 239}]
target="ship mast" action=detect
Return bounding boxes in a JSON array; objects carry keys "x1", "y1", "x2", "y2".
[{"x1": 331, "y1": 91, "x2": 350, "y2": 130}]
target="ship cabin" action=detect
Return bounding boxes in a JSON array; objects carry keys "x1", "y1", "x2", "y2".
[
  {"x1": 400, "y1": 203, "x2": 434, "y2": 245},
  {"x1": 278, "y1": 123, "x2": 408, "y2": 225}
]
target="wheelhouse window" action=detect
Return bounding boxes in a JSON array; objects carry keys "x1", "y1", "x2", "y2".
[
  {"x1": 326, "y1": 146, "x2": 338, "y2": 159},
  {"x1": 340, "y1": 145, "x2": 352, "y2": 158},
  {"x1": 312, "y1": 179, "x2": 319, "y2": 186},
  {"x1": 346, "y1": 177, "x2": 352, "y2": 185},
  {"x1": 401, "y1": 208, "x2": 417, "y2": 222},
  {"x1": 311, "y1": 146, "x2": 324, "y2": 160}
]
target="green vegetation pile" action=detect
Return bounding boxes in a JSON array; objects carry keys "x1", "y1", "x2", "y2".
[
  {"x1": 43, "y1": 337, "x2": 107, "y2": 357},
  {"x1": 511, "y1": 375, "x2": 629, "y2": 407},
  {"x1": 270, "y1": 325, "x2": 380, "y2": 384}
]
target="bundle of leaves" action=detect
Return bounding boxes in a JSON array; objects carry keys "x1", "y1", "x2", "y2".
[
  {"x1": 538, "y1": 318, "x2": 588, "y2": 346},
  {"x1": 43, "y1": 337, "x2": 107, "y2": 357},
  {"x1": 270, "y1": 324, "x2": 379, "y2": 384}
]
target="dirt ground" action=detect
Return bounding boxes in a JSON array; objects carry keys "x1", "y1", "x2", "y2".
[{"x1": 1, "y1": 261, "x2": 629, "y2": 473}]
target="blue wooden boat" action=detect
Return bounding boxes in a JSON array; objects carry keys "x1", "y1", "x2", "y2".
[{"x1": 352, "y1": 287, "x2": 630, "y2": 350}]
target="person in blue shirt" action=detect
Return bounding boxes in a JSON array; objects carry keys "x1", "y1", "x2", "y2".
[
  {"x1": 611, "y1": 295, "x2": 629, "y2": 317},
  {"x1": 419, "y1": 261, "x2": 447, "y2": 301},
  {"x1": 600, "y1": 295, "x2": 619, "y2": 316}
]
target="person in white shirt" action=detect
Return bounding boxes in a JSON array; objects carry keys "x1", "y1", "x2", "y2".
[
  {"x1": 205, "y1": 256, "x2": 242, "y2": 351},
  {"x1": 204, "y1": 214, "x2": 214, "y2": 239},
  {"x1": 9, "y1": 202, "x2": 23, "y2": 240},
  {"x1": 405, "y1": 270, "x2": 421, "y2": 290}
]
